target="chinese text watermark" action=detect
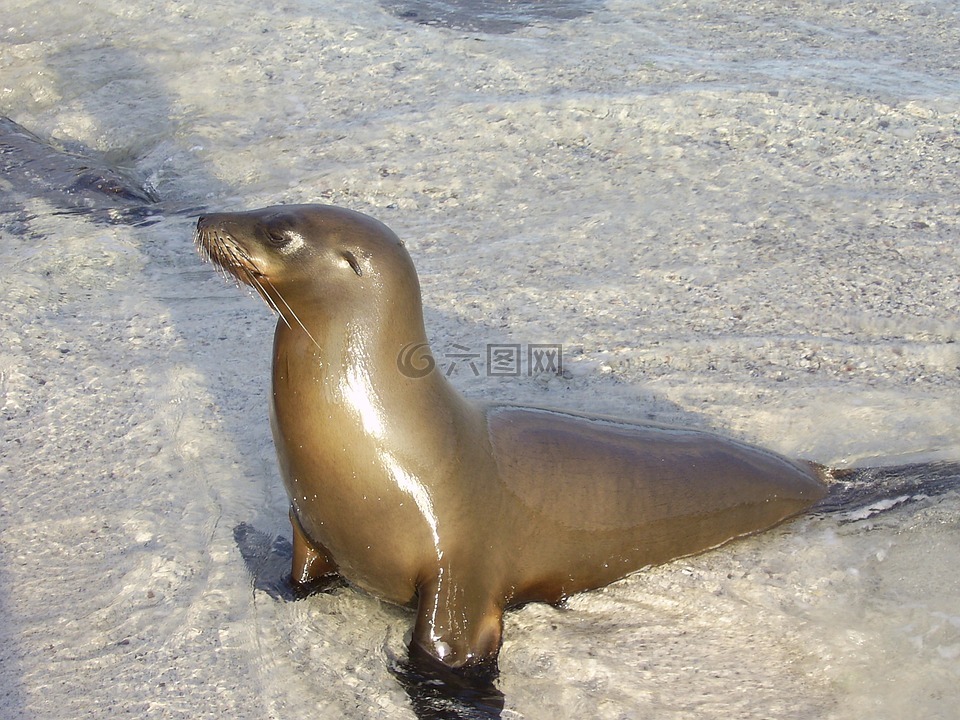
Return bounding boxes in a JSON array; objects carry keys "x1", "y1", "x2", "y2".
[{"x1": 397, "y1": 342, "x2": 563, "y2": 378}]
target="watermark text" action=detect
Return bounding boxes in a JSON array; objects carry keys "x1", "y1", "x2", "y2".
[{"x1": 398, "y1": 342, "x2": 563, "y2": 378}]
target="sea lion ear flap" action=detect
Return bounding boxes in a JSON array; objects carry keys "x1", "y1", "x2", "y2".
[{"x1": 341, "y1": 250, "x2": 363, "y2": 277}]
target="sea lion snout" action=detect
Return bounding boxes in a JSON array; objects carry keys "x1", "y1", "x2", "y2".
[
  {"x1": 195, "y1": 212, "x2": 274, "y2": 292},
  {"x1": 195, "y1": 212, "x2": 240, "y2": 238}
]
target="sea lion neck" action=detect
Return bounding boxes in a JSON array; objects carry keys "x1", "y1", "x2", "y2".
[
  {"x1": 275, "y1": 268, "x2": 430, "y2": 368},
  {"x1": 272, "y1": 285, "x2": 463, "y2": 436}
]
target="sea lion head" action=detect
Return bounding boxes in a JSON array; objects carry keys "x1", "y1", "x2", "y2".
[{"x1": 195, "y1": 204, "x2": 418, "y2": 320}]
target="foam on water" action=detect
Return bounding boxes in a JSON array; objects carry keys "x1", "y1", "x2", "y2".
[{"x1": 1, "y1": 0, "x2": 958, "y2": 717}]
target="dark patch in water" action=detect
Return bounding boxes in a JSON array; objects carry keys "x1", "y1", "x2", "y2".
[
  {"x1": 389, "y1": 646, "x2": 505, "y2": 719},
  {"x1": 812, "y1": 461, "x2": 960, "y2": 522},
  {"x1": 382, "y1": 0, "x2": 595, "y2": 34},
  {"x1": 233, "y1": 522, "x2": 343, "y2": 600},
  {"x1": 0, "y1": 115, "x2": 162, "y2": 227}
]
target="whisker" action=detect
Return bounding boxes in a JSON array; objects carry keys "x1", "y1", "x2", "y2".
[
  {"x1": 263, "y1": 276, "x2": 322, "y2": 351},
  {"x1": 246, "y1": 270, "x2": 291, "y2": 328}
]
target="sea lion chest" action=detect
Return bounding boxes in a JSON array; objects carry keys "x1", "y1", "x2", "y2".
[{"x1": 268, "y1": 325, "x2": 465, "y2": 604}]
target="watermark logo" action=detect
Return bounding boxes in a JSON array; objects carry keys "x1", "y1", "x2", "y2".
[
  {"x1": 396, "y1": 341, "x2": 436, "y2": 379},
  {"x1": 398, "y1": 342, "x2": 563, "y2": 378}
]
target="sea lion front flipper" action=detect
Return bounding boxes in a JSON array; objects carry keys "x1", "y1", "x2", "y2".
[
  {"x1": 410, "y1": 573, "x2": 504, "y2": 673},
  {"x1": 401, "y1": 574, "x2": 505, "y2": 715},
  {"x1": 289, "y1": 506, "x2": 338, "y2": 586}
]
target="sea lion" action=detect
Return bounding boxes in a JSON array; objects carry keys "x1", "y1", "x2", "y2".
[{"x1": 194, "y1": 204, "x2": 827, "y2": 673}]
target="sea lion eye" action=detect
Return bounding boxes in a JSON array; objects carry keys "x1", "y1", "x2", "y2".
[
  {"x1": 266, "y1": 229, "x2": 289, "y2": 247},
  {"x1": 262, "y1": 215, "x2": 300, "y2": 248},
  {"x1": 263, "y1": 224, "x2": 306, "y2": 254}
]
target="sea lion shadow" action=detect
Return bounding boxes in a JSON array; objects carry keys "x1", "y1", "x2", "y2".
[
  {"x1": 232, "y1": 522, "x2": 347, "y2": 601},
  {"x1": 417, "y1": 302, "x2": 711, "y2": 432}
]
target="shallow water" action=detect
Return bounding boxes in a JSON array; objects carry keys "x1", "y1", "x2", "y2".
[{"x1": 2, "y1": 0, "x2": 959, "y2": 717}]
